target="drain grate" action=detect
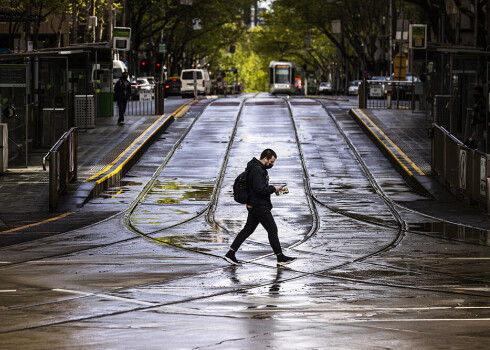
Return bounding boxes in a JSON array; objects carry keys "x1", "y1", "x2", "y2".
[
  {"x1": 211, "y1": 101, "x2": 241, "y2": 106},
  {"x1": 245, "y1": 101, "x2": 285, "y2": 106},
  {"x1": 290, "y1": 101, "x2": 320, "y2": 106}
]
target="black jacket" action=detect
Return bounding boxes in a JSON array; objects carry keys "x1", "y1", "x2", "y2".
[
  {"x1": 246, "y1": 157, "x2": 275, "y2": 209},
  {"x1": 115, "y1": 78, "x2": 131, "y2": 101}
]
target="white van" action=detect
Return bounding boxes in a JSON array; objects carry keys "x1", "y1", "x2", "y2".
[
  {"x1": 113, "y1": 59, "x2": 128, "y2": 80},
  {"x1": 180, "y1": 69, "x2": 212, "y2": 97}
]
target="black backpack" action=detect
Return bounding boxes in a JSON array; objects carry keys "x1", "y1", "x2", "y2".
[{"x1": 233, "y1": 169, "x2": 249, "y2": 204}]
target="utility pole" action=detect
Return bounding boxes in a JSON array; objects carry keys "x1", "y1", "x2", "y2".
[
  {"x1": 474, "y1": 0, "x2": 478, "y2": 47},
  {"x1": 107, "y1": 0, "x2": 113, "y2": 43},
  {"x1": 92, "y1": 0, "x2": 96, "y2": 43},
  {"x1": 122, "y1": 0, "x2": 126, "y2": 63},
  {"x1": 72, "y1": 1, "x2": 78, "y2": 44},
  {"x1": 389, "y1": 0, "x2": 393, "y2": 77}
]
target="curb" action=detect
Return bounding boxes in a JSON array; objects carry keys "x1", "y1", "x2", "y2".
[
  {"x1": 82, "y1": 101, "x2": 193, "y2": 204},
  {"x1": 349, "y1": 108, "x2": 432, "y2": 198}
]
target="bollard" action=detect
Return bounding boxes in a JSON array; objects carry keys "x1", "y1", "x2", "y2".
[
  {"x1": 49, "y1": 151, "x2": 58, "y2": 211},
  {"x1": 358, "y1": 80, "x2": 367, "y2": 108},
  {"x1": 155, "y1": 84, "x2": 161, "y2": 115}
]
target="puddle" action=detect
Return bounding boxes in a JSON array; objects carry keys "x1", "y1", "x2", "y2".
[
  {"x1": 121, "y1": 181, "x2": 143, "y2": 186},
  {"x1": 409, "y1": 222, "x2": 490, "y2": 246},
  {"x1": 97, "y1": 181, "x2": 144, "y2": 198},
  {"x1": 146, "y1": 180, "x2": 214, "y2": 204}
]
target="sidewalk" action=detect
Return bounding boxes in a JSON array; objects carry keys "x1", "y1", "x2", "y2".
[
  {"x1": 0, "y1": 100, "x2": 190, "y2": 246},
  {"x1": 350, "y1": 107, "x2": 490, "y2": 230}
]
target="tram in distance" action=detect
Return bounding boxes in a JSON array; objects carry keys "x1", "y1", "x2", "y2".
[{"x1": 269, "y1": 61, "x2": 296, "y2": 95}]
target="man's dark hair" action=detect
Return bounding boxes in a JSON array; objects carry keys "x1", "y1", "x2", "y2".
[
  {"x1": 260, "y1": 148, "x2": 277, "y2": 160},
  {"x1": 474, "y1": 86, "x2": 483, "y2": 94}
]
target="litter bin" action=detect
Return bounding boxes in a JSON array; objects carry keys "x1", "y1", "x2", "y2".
[{"x1": 96, "y1": 69, "x2": 113, "y2": 117}]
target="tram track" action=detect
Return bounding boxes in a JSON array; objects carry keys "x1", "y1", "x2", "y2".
[
  {"x1": 2, "y1": 96, "x2": 490, "y2": 335},
  {"x1": 0, "y1": 96, "x2": 482, "y2": 274}
]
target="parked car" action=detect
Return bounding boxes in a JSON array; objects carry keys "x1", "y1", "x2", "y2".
[
  {"x1": 387, "y1": 73, "x2": 421, "y2": 83},
  {"x1": 294, "y1": 77, "x2": 303, "y2": 93},
  {"x1": 136, "y1": 78, "x2": 153, "y2": 92},
  {"x1": 130, "y1": 76, "x2": 139, "y2": 99},
  {"x1": 387, "y1": 73, "x2": 421, "y2": 98},
  {"x1": 180, "y1": 69, "x2": 212, "y2": 97},
  {"x1": 140, "y1": 76, "x2": 156, "y2": 89},
  {"x1": 164, "y1": 77, "x2": 182, "y2": 96},
  {"x1": 368, "y1": 76, "x2": 388, "y2": 97},
  {"x1": 318, "y1": 82, "x2": 333, "y2": 95},
  {"x1": 348, "y1": 80, "x2": 362, "y2": 95}
]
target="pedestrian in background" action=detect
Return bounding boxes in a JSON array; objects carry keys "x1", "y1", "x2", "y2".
[
  {"x1": 224, "y1": 149, "x2": 297, "y2": 267},
  {"x1": 114, "y1": 72, "x2": 131, "y2": 125},
  {"x1": 465, "y1": 86, "x2": 486, "y2": 151}
]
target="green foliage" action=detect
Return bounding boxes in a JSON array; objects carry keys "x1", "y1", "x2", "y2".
[{"x1": 215, "y1": 30, "x2": 270, "y2": 92}]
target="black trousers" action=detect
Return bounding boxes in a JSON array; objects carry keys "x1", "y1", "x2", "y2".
[
  {"x1": 117, "y1": 99, "x2": 128, "y2": 122},
  {"x1": 230, "y1": 207, "x2": 282, "y2": 255}
]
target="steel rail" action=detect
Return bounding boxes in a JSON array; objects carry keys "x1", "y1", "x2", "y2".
[{"x1": 2, "y1": 96, "x2": 490, "y2": 334}]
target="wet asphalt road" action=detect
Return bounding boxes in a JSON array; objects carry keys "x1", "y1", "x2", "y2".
[{"x1": 1, "y1": 94, "x2": 490, "y2": 349}]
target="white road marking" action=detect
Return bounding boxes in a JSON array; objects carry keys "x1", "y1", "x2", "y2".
[
  {"x1": 52, "y1": 288, "x2": 158, "y2": 306},
  {"x1": 238, "y1": 306, "x2": 490, "y2": 313},
  {"x1": 0, "y1": 290, "x2": 16, "y2": 292},
  {"x1": 29, "y1": 257, "x2": 191, "y2": 263},
  {"x1": 364, "y1": 318, "x2": 490, "y2": 322},
  {"x1": 386, "y1": 257, "x2": 490, "y2": 260}
]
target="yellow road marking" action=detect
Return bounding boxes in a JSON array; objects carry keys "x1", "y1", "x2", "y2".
[
  {"x1": 351, "y1": 109, "x2": 413, "y2": 176},
  {"x1": 95, "y1": 114, "x2": 173, "y2": 185},
  {"x1": 86, "y1": 114, "x2": 167, "y2": 181},
  {"x1": 355, "y1": 109, "x2": 425, "y2": 175},
  {"x1": 87, "y1": 101, "x2": 191, "y2": 182},
  {"x1": 0, "y1": 212, "x2": 73, "y2": 234},
  {"x1": 173, "y1": 104, "x2": 191, "y2": 118}
]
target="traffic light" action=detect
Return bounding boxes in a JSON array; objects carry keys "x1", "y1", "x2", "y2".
[
  {"x1": 156, "y1": 53, "x2": 163, "y2": 72},
  {"x1": 140, "y1": 59, "x2": 148, "y2": 72}
]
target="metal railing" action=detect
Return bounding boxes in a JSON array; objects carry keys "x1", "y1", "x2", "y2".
[
  {"x1": 116, "y1": 86, "x2": 159, "y2": 116},
  {"x1": 43, "y1": 127, "x2": 78, "y2": 211},
  {"x1": 359, "y1": 80, "x2": 420, "y2": 110},
  {"x1": 431, "y1": 124, "x2": 489, "y2": 208}
]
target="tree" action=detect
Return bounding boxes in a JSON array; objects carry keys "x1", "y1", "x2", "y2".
[{"x1": 0, "y1": 0, "x2": 72, "y2": 50}]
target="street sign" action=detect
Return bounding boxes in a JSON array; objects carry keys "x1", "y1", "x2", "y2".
[
  {"x1": 158, "y1": 43, "x2": 166, "y2": 53},
  {"x1": 396, "y1": 19, "x2": 409, "y2": 40},
  {"x1": 192, "y1": 18, "x2": 201, "y2": 30},
  {"x1": 331, "y1": 20, "x2": 341, "y2": 34},
  {"x1": 459, "y1": 149, "x2": 467, "y2": 190},
  {"x1": 393, "y1": 53, "x2": 407, "y2": 81},
  {"x1": 113, "y1": 27, "x2": 131, "y2": 51},
  {"x1": 369, "y1": 86, "x2": 382, "y2": 97},
  {"x1": 409, "y1": 24, "x2": 427, "y2": 49},
  {"x1": 139, "y1": 91, "x2": 152, "y2": 102}
]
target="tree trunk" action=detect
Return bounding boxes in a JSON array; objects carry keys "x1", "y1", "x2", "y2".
[{"x1": 72, "y1": 0, "x2": 78, "y2": 44}]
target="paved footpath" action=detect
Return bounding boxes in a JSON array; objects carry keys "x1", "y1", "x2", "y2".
[
  {"x1": 351, "y1": 107, "x2": 490, "y2": 230},
  {"x1": 0, "y1": 98, "x2": 191, "y2": 246}
]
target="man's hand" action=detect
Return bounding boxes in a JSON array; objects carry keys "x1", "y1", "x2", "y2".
[{"x1": 274, "y1": 185, "x2": 283, "y2": 193}]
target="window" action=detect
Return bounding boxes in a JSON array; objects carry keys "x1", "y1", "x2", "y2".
[
  {"x1": 275, "y1": 67, "x2": 290, "y2": 84},
  {"x1": 182, "y1": 71, "x2": 203, "y2": 80}
]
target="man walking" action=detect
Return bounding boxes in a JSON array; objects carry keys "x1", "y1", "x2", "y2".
[
  {"x1": 114, "y1": 71, "x2": 131, "y2": 125},
  {"x1": 471, "y1": 86, "x2": 486, "y2": 152},
  {"x1": 224, "y1": 149, "x2": 297, "y2": 266}
]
